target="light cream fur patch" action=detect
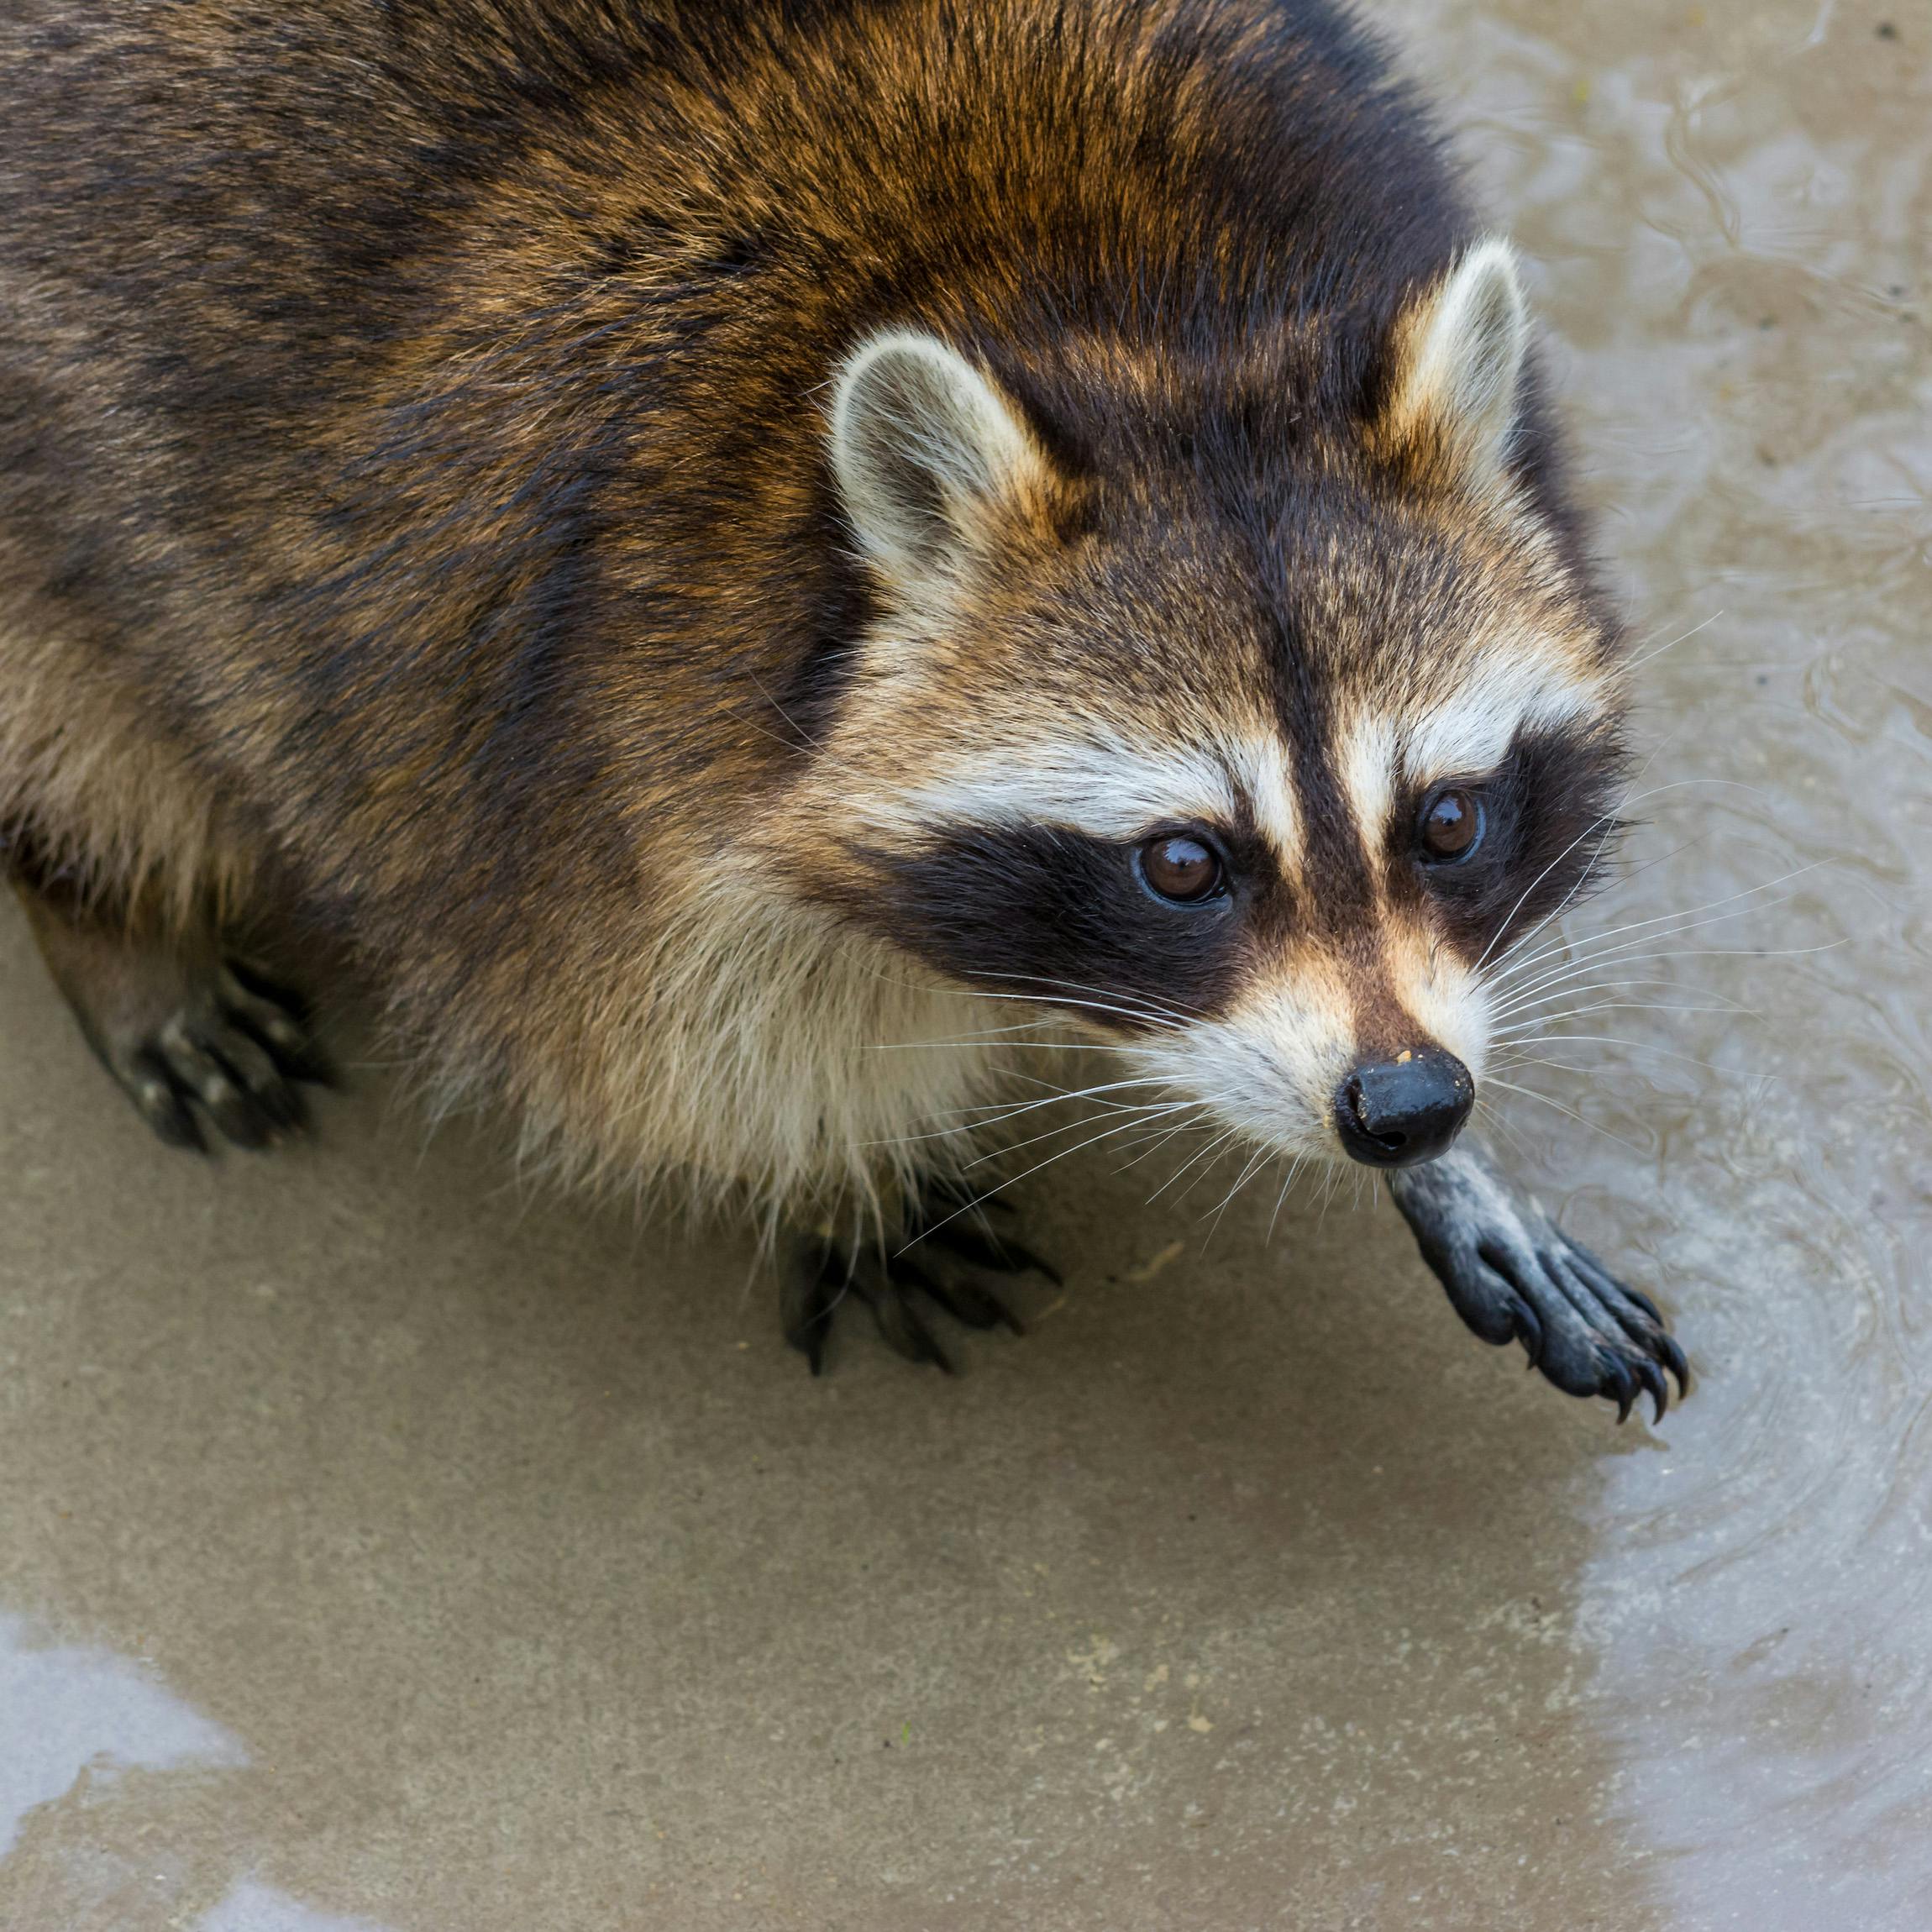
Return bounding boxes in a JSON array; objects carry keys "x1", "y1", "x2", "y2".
[
  {"x1": 1336, "y1": 711, "x2": 1399, "y2": 864},
  {"x1": 1384, "y1": 236, "x2": 1530, "y2": 491},
  {"x1": 1333, "y1": 654, "x2": 1606, "y2": 869},
  {"x1": 1121, "y1": 954, "x2": 1360, "y2": 1161},
  {"x1": 1404, "y1": 654, "x2": 1601, "y2": 783},
  {"x1": 829, "y1": 328, "x2": 1045, "y2": 587},
  {"x1": 462, "y1": 854, "x2": 1027, "y2": 1247},
  {"x1": 1382, "y1": 922, "x2": 1492, "y2": 1082},
  {"x1": 885, "y1": 728, "x2": 1303, "y2": 874}
]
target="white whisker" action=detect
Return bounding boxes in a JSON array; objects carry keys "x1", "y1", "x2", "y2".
[
  {"x1": 956, "y1": 969, "x2": 1207, "y2": 1025},
  {"x1": 1493, "y1": 997, "x2": 1751, "y2": 1038},
  {"x1": 1625, "y1": 607, "x2": 1725, "y2": 671},
  {"x1": 1264, "y1": 1155, "x2": 1311, "y2": 1245},
  {"x1": 937, "y1": 987, "x2": 1189, "y2": 1031},
  {"x1": 1202, "y1": 1142, "x2": 1275, "y2": 1242},
  {"x1": 1482, "y1": 1078, "x2": 1647, "y2": 1152},
  {"x1": 1475, "y1": 775, "x2": 1757, "y2": 976},
  {"x1": 958, "y1": 1100, "x2": 1200, "y2": 1171},
  {"x1": 1488, "y1": 860, "x2": 1828, "y2": 991},
  {"x1": 1146, "y1": 1124, "x2": 1247, "y2": 1205},
  {"x1": 898, "y1": 1109, "x2": 1213, "y2": 1255}
]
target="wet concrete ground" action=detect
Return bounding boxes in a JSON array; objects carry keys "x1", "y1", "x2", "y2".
[{"x1": 3, "y1": 0, "x2": 1929, "y2": 1926}]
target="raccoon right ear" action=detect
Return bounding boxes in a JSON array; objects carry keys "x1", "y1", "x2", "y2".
[
  {"x1": 1377, "y1": 238, "x2": 1530, "y2": 491},
  {"x1": 829, "y1": 330, "x2": 1054, "y2": 587}
]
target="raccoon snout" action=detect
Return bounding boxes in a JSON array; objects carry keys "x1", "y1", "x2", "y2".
[{"x1": 1333, "y1": 1047, "x2": 1473, "y2": 1168}]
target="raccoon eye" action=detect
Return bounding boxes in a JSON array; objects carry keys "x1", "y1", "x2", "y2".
[
  {"x1": 1419, "y1": 787, "x2": 1484, "y2": 863},
  {"x1": 1137, "y1": 833, "x2": 1224, "y2": 904}
]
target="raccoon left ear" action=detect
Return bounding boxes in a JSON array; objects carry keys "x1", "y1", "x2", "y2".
[
  {"x1": 829, "y1": 329, "x2": 1054, "y2": 589},
  {"x1": 1378, "y1": 238, "x2": 1530, "y2": 490}
]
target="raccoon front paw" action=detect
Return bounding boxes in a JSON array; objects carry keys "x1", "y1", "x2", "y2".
[
  {"x1": 102, "y1": 960, "x2": 333, "y2": 1154},
  {"x1": 1388, "y1": 1144, "x2": 1688, "y2": 1423},
  {"x1": 781, "y1": 1195, "x2": 1058, "y2": 1376}
]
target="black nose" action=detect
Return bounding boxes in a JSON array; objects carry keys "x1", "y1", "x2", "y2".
[{"x1": 1334, "y1": 1048, "x2": 1473, "y2": 1168}]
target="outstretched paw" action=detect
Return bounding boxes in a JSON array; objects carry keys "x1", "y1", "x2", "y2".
[
  {"x1": 781, "y1": 1189, "x2": 1058, "y2": 1376},
  {"x1": 1388, "y1": 1144, "x2": 1687, "y2": 1422}
]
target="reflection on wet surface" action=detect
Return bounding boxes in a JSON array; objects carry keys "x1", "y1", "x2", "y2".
[
  {"x1": 0, "y1": 1, "x2": 1927, "y2": 1926},
  {"x1": 1413, "y1": 0, "x2": 1932, "y2": 1920},
  {"x1": 198, "y1": 1881, "x2": 390, "y2": 1932},
  {"x1": 0, "y1": 1617, "x2": 386, "y2": 1926},
  {"x1": 0, "y1": 1615, "x2": 244, "y2": 1860}
]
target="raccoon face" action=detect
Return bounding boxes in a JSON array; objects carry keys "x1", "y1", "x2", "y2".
[{"x1": 795, "y1": 240, "x2": 1628, "y2": 1170}]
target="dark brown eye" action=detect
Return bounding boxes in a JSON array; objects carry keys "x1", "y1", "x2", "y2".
[
  {"x1": 1138, "y1": 834, "x2": 1224, "y2": 903},
  {"x1": 1419, "y1": 788, "x2": 1483, "y2": 863}
]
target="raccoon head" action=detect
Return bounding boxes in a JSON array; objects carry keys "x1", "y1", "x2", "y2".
[{"x1": 792, "y1": 239, "x2": 1627, "y2": 1172}]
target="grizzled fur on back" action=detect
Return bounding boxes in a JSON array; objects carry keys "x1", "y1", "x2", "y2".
[{"x1": 0, "y1": 0, "x2": 1627, "y2": 1229}]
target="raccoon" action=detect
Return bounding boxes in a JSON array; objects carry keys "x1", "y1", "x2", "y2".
[{"x1": 0, "y1": 0, "x2": 1685, "y2": 1418}]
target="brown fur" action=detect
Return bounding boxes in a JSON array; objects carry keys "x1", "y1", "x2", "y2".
[{"x1": 0, "y1": 0, "x2": 1626, "y2": 1231}]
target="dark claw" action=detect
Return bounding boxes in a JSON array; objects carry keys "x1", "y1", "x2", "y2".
[
  {"x1": 219, "y1": 961, "x2": 338, "y2": 1089},
  {"x1": 927, "y1": 1221, "x2": 1063, "y2": 1286},
  {"x1": 254, "y1": 1032, "x2": 337, "y2": 1090},
  {"x1": 892, "y1": 1257, "x2": 1022, "y2": 1334},
  {"x1": 1621, "y1": 1282, "x2": 1664, "y2": 1326},
  {"x1": 1630, "y1": 1355, "x2": 1670, "y2": 1425},
  {"x1": 783, "y1": 1180, "x2": 1052, "y2": 1375},
  {"x1": 865, "y1": 1281, "x2": 953, "y2": 1373},
  {"x1": 205, "y1": 1074, "x2": 276, "y2": 1148},
  {"x1": 130, "y1": 1049, "x2": 207, "y2": 1152},
  {"x1": 224, "y1": 958, "x2": 312, "y2": 1023},
  {"x1": 1603, "y1": 1354, "x2": 1636, "y2": 1425},
  {"x1": 781, "y1": 1246, "x2": 844, "y2": 1374},
  {"x1": 1653, "y1": 1329, "x2": 1691, "y2": 1395}
]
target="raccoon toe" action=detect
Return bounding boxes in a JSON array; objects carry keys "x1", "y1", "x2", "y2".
[
  {"x1": 780, "y1": 1236, "x2": 1029, "y2": 1376},
  {"x1": 920, "y1": 1221, "x2": 1061, "y2": 1286},
  {"x1": 888, "y1": 1254, "x2": 1022, "y2": 1335},
  {"x1": 102, "y1": 961, "x2": 329, "y2": 1154},
  {"x1": 216, "y1": 961, "x2": 336, "y2": 1086},
  {"x1": 859, "y1": 1266, "x2": 957, "y2": 1373},
  {"x1": 150, "y1": 1015, "x2": 288, "y2": 1149},
  {"x1": 118, "y1": 1045, "x2": 209, "y2": 1153},
  {"x1": 910, "y1": 1184, "x2": 1062, "y2": 1285},
  {"x1": 781, "y1": 1242, "x2": 845, "y2": 1374},
  {"x1": 780, "y1": 1245, "x2": 953, "y2": 1375},
  {"x1": 1389, "y1": 1143, "x2": 1687, "y2": 1424},
  {"x1": 17, "y1": 871, "x2": 335, "y2": 1158}
]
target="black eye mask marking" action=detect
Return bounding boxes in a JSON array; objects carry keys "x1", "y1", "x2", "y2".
[
  {"x1": 837, "y1": 717, "x2": 1623, "y2": 1033},
  {"x1": 855, "y1": 820, "x2": 1284, "y2": 1031},
  {"x1": 1401, "y1": 722, "x2": 1629, "y2": 969}
]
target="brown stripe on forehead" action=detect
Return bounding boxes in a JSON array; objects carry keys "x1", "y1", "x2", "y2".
[
  {"x1": 1260, "y1": 606, "x2": 1382, "y2": 939},
  {"x1": 1254, "y1": 603, "x2": 1450, "y2": 1060}
]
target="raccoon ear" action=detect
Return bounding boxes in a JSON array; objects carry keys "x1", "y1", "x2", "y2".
[
  {"x1": 1379, "y1": 238, "x2": 1530, "y2": 489},
  {"x1": 829, "y1": 329, "x2": 1052, "y2": 585}
]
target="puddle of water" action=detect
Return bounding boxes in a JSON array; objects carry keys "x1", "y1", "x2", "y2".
[
  {"x1": 0, "y1": 1616, "x2": 396, "y2": 1929},
  {"x1": 0, "y1": 1614, "x2": 244, "y2": 1859},
  {"x1": 198, "y1": 1878, "x2": 392, "y2": 1932},
  {"x1": 1396, "y1": 0, "x2": 1932, "y2": 1920}
]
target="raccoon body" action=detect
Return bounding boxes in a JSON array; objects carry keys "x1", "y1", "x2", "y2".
[{"x1": 0, "y1": 0, "x2": 1686, "y2": 1410}]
